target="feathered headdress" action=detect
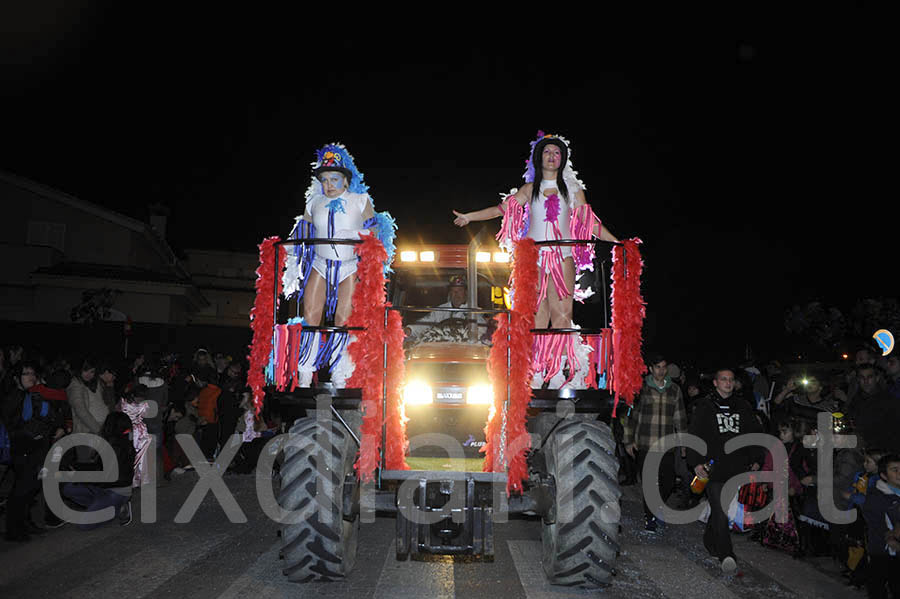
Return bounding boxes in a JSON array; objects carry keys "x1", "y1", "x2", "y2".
[
  {"x1": 522, "y1": 131, "x2": 586, "y2": 193},
  {"x1": 307, "y1": 142, "x2": 369, "y2": 197}
]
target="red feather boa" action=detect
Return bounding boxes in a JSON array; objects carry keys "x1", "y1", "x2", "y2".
[
  {"x1": 610, "y1": 238, "x2": 646, "y2": 416},
  {"x1": 384, "y1": 309, "x2": 409, "y2": 470},
  {"x1": 347, "y1": 235, "x2": 409, "y2": 480},
  {"x1": 247, "y1": 236, "x2": 282, "y2": 416},
  {"x1": 483, "y1": 238, "x2": 538, "y2": 494}
]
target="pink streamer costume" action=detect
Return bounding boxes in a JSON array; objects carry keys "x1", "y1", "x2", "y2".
[
  {"x1": 119, "y1": 399, "x2": 151, "y2": 487},
  {"x1": 497, "y1": 132, "x2": 604, "y2": 389}
]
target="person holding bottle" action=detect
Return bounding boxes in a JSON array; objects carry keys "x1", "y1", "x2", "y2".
[{"x1": 686, "y1": 367, "x2": 764, "y2": 573}]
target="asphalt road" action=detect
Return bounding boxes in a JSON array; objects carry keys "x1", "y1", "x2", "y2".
[{"x1": 0, "y1": 469, "x2": 864, "y2": 598}]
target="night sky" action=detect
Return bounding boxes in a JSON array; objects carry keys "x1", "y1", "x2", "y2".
[{"x1": 1, "y1": 6, "x2": 892, "y2": 368}]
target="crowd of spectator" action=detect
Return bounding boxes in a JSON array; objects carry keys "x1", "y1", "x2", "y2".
[
  {"x1": 0, "y1": 344, "x2": 282, "y2": 543},
  {"x1": 3, "y1": 340, "x2": 899, "y2": 595},
  {"x1": 617, "y1": 345, "x2": 900, "y2": 596}
]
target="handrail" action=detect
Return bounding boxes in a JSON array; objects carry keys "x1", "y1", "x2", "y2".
[
  {"x1": 276, "y1": 238, "x2": 363, "y2": 246},
  {"x1": 296, "y1": 325, "x2": 366, "y2": 332},
  {"x1": 533, "y1": 238, "x2": 622, "y2": 247},
  {"x1": 530, "y1": 328, "x2": 609, "y2": 335},
  {"x1": 390, "y1": 306, "x2": 507, "y2": 315}
]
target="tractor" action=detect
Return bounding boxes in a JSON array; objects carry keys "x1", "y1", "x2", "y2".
[{"x1": 250, "y1": 228, "x2": 639, "y2": 589}]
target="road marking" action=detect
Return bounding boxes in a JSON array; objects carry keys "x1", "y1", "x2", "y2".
[
  {"x1": 0, "y1": 524, "x2": 120, "y2": 586},
  {"x1": 373, "y1": 541, "x2": 454, "y2": 599},
  {"x1": 59, "y1": 532, "x2": 230, "y2": 599},
  {"x1": 508, "y1": 540, "x2": 580, "y2": 598},
  {"x1": 510, "y1": 539, "x2": 739, "y2": 599},
  {"x1": 636, "y1": 543, "x2": 740, "y2": 599},
  {"x1": 732, "y1": 535, "x2": 852, "y2": 599},
  {"x1": 216, "y1": 540, "x2": 302, "y2": 599}
]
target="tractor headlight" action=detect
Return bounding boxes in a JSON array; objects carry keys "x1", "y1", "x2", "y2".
[
  {"x1": 403, "y1": 380, "x2": 433, "y2": 406},
  {"x1": 467, "y1": 384, "x2": 493, "y2": 405}
]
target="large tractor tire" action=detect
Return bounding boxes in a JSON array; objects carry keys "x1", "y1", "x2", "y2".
[
  {"x1": 278, "y1": 412, "x2": 361, "y2": 582},
  {"x1": 541, "y1": 418, "x2": 622, "y2": 589}
]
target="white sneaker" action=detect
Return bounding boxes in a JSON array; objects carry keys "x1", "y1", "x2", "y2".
[
  {"x1": 721, "y1": 556, "x2": 736, "y2": 573},
  {"x1": 172, "y1": 467, "x2": 185, "y2": 475}
]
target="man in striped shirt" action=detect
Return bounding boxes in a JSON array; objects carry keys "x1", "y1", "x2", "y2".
[{"x1": 623, "y1": 353, "x2": 688, "y2": 532}]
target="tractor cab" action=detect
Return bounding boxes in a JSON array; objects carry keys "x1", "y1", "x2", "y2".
[{"x1": 389, "y1": 237, "x2": 510, "y2": 463}]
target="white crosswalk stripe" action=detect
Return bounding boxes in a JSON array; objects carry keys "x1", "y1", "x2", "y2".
[
  {"x1": 58, "y1": 532, "x2": 230, "y2": 599},
  {"x1": 216, "y1": 540, "x2": 301, "y2": 599},
  {"x1": 731, "y1": 534, "x2": 851, "y2": 599},
  {"x1": 635, "y1": 543, "x2": 741, "y2": 599},
  {"x1": 373, "y1": 541, "x2": 455, "y2": 599},
  {"x1": 507, "y1": 540, "x2": 581, "y2": 599}
]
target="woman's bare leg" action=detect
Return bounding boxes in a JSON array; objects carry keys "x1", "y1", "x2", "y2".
[
  {"x1": 535, "y1": 293, "x2": 551, "y2": 330},
  {"x1": 334, "y1": 275, "x2": 357, "y2": 326},
  {"x1": 303, "y1": 271, "x2": 326, "y2": 326},
  {"x1": 547, "y1": 257, "x2": 575, "y2": 328}
]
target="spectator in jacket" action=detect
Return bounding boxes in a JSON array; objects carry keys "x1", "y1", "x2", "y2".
[
  {"x1": 67, "y1": 358, "x2": 110, "y2": 463},
  {"x1": 2, "y1": 362, "x2": 64, "y2": 541},
  {"x1": 861, "y1": 454, "x2": 900, "y2": 598},
  {"x1": 623, "y1": 353, "x2": 688, "y2": 532},
  {"x1": 213, "y1": 352, "x2": 231, "y2": 385},
  {"x1": 686, "y1": 367, "x2": 764, "y2": 573},
  {"x1": 217, "y1": 361, "x2": 244, "y2": 450},
  {"x1": 883, "y1": 354, "x2": 900, "y2": 400},
  {"x1": 0, "y1": 345, "x2": 24, "y2": 396},
  {"x1": 191, "y1": 366, "x2": 221, "y2": 460},
  {"x1": 848, "y1": 364, "x2": 900, "y2": 453},
  {"x1": 30, "y1": 366, "x2": 71, "y2": 432},
  {"x1": 97, "y1": 360, "x2": 119, "y2": 412}
]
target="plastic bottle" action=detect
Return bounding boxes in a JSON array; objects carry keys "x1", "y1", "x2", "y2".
[{"x1": 690, "y1": 459, "x2": 715, "y2": 494}]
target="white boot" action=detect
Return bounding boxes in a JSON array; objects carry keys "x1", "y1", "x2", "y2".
[
  {"x1": 563, "y1": 336, "x2": 593, "y2": 391},
  {"x1": 296, "y1": 331, "x2": 320, "y2": 388},
  {"x1": 548, "y1": 356, "x2": 566, "y2": 390},
  {"x1": 330, "y1": 335, "x2": 356, "y2": 388},
  {"x1": 531, "y1": 370, "x2": 544, "y2": 389},
  {"x1": 297, "y1": 367, "x2": 314, "y2": 388}
]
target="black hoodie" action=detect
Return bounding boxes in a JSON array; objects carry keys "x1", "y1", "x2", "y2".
[{"x1": 686, "y1": 391, "x2": 765, "y2": 483}]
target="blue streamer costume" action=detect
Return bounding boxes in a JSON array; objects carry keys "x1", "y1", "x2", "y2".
[{"x1": 279, "y1": 142, "x2": 396, "y2": 387}]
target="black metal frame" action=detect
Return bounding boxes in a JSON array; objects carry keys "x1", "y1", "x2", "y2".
[{"x1": 268, "y1": 237, "x2": 627, "y2": 559}]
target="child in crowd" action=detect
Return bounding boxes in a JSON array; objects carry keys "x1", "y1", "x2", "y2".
[
  {"x1": 861, "y1": 454, "x2": 900, "y2": 598},
  {"x1": 759, "y1": 417, "x2": 816, "y2": 555},
  {"x1": 840, "y1": 448, "x2": 886, "y2": 587},
  {"x1": 230, "y1": 392, "x2": 277, "y2": 474},
  {"x1": 118, "y1": 384, "x2": 152, "y2": 487},
  {"x1": 847, "y1": 448, "x2": 886, "y2": 508},
  {"x1": 764, "y1": 417, "x2": 816, "y2": 507}
]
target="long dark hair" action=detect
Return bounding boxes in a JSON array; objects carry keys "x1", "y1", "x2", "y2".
[
  {"x1": 531, "y1": 139, "x2": 569, "y2": 204},
  {"x1": 75, "y1": 356, "x2": 98, "y2": 392},
  {"x1": 101, "y1": 411, "x2": 133, "y2": 441}
]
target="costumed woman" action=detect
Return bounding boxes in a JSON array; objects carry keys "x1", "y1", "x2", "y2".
[
  {"x1": 282, "y1": 143, "x2": 395, "y2": 387},
  {"x1": 453, "y1": 132, "x2": 619, "y2": 388}
]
